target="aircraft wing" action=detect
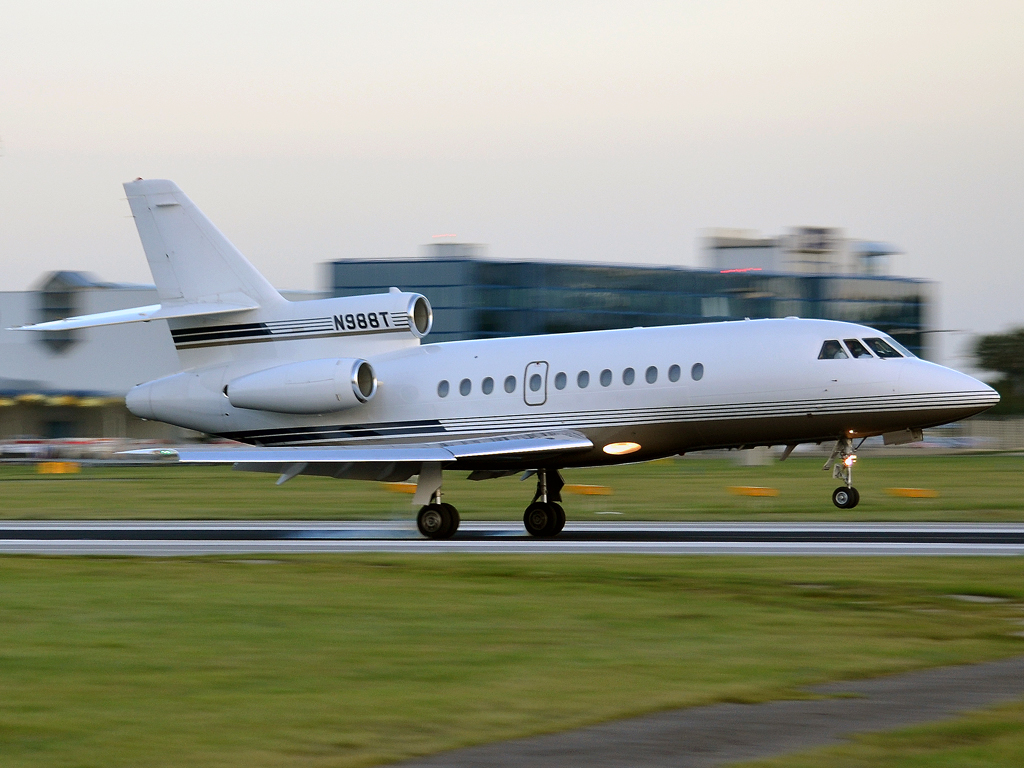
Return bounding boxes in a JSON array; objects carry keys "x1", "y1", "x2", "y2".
[{"x1": 127, "y1": 431, "x2": 593, "y2": 481}]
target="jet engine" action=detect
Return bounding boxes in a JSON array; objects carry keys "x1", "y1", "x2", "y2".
[{"x1": 226, "y1": 358, "x2": 377, "y2": 414}]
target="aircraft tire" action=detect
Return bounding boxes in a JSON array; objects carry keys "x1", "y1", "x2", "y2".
[
  {"x1": 832, "y1": 487, "x2": 859, "y2": 509},
  {"x1": 550, "y1": 503, "x2": 566, "y2": 535},
  {"x1": 417, "y1": 504, "x2": 447, "y2": 538},
  {"x1": 524, "y1": 502, "x2": 554, "y2": 537},
  {"x1": 439, "y1": 503, "x2": 460, "y2": 538}
]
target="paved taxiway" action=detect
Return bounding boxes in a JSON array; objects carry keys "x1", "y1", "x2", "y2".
[
  {"x1": 395, "y1": 655, "x2": 1024, "y2": 767},
  {"x1": 0, "y1": 521, "x2": 1022, "y2": 555}
]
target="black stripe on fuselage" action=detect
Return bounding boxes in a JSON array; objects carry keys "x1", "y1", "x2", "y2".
[
  {"x1": 171, "y1": 318, "x2": 411, "y2": 349},
  {"x1": 215, "y1": 394, "x2": 987, "y2": 447},
  {"x1": 220, "y1": 419, "x2": 446, "y2": 446}
]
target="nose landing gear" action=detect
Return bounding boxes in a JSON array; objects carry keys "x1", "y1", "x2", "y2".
[
  {"x1": 523, "y1": 468, "x2": 566, "y2": 537},
  {"x1": 824, "y1": 436, "x2": 860, "y2": 509}
]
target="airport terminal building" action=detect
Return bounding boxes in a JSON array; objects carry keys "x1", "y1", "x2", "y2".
[{"x1": 330, "y1": 230, "x2": 930, "y2": 356}]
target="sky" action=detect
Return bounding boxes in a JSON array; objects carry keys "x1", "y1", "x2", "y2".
[{"x1": 1, "y1": 1, "x2": 1022, "y2": 367}]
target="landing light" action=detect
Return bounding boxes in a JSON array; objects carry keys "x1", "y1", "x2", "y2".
[
  {"x1": 844, "y1": 455, "x2": 857, "y2": 467},
  {"x1": 603, "y1": 442, "x2": 641, "y2": 456}
]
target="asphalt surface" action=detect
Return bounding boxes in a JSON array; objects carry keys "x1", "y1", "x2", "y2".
[
  {"x1": 1, "y1": 521, "x2": 1023, "y2": 555},
  {"x1": 395, "y1": 656, "x2": 1024, "y2": 768}
]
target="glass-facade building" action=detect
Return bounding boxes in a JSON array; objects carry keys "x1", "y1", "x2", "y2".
[{"x1": 329, "y1": 258, "x2": 933, "y2": 358}]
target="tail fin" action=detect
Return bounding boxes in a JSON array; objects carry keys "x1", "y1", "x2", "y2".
[{"x1": 123, "y1": 179, "x2": 284, "y2": 308}]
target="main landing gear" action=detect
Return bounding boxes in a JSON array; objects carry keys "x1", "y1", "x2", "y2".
[
  {"x1": 824, "y1": 436, "x2": 860, "y2": 509},
  {"x1": 523, "y1": 468, "x2": 566, "y2": 537},
  {"x1": 417, "y1": 491, "x2": 460, "y2": 539},
  {"x1": 415, "y1": 468, "x2": 568, "y2": 539}
]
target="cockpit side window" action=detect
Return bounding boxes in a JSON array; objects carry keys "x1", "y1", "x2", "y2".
[
  {"x1": 844, "y1": 339, "x2": 873, "y2": 358},
  {"x1": 818, "y1": 340, "x2": 848, "y2": 359},
  {"x1": 864, "y1": 337, "x2": 903, "y2": 359}
]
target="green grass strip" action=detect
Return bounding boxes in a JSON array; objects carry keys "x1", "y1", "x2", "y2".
[
  {"x1": 0, "y1": 555, "x2": 1022, "y2": 766},
  {"x1": 1, "y1": 454, "x2": 1024, "y2": 521}
]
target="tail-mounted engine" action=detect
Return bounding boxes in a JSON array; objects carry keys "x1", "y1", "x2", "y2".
[
  {"x1": 324, "y1": 291, "x2": 432, "y2": 340},
  {"x1": 226, "y1": 358, "x2": 377, "y2": 414}
]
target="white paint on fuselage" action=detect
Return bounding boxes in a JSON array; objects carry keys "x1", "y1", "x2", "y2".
[{"x1": 135, "y1": 317, "x2": 997, "y2": 466}]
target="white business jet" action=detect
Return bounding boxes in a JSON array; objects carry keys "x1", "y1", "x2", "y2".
[{"x1": 18, "y1": 180, "x2": 999, "y2": 538}]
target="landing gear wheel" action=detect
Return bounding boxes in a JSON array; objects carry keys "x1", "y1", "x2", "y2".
[
  {"x1": 417, "y1": 504, "x2": 445, "y2": 538},
  {"x1": 524, "y1": 502, "x2": 557, "y2": 537},
  {"x1": 551, "y1": 503, "x2": 566, "y2": 535},
  {"x1": 439, "y1": 502, "x2": 460, "y2": 538},
  {"x1": 832, "y1": 486, "x2": 860, "y2": 509}
]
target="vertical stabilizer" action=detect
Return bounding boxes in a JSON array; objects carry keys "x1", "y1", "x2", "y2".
[{"x1": 123, "y1": 179, "x2": 284, "y2": 308}]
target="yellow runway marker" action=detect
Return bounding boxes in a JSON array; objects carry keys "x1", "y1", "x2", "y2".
[
  {"x1": 886, "y1": 488, "x2": 940, "y2": 498},
  {"x1": 564, "y1": 484, "x2": 613, "y2": 496},
  {"x1": 727, "y1": 486, "x2": 779, "y2": 497},
  {"x1": 37, "y1": 462, "x2": 81, "y2": 475},
  {"x1": 381, "y1": 482, "x2": 417, "y2": 494}
]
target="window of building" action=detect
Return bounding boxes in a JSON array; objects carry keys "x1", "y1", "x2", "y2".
[
  {"x1": 437, "y1": 380, "x2": 450, "y2": 397},
  {"x1": 622, "y1": 367, "x2": 635, "y2": 385},
  {"x1": 668, "y1": 364, "x2": 681, "y2": 382},
  {"x1": 864, "y1": 337, "x2": 903, "y2": 359},
  {"x1": 818, "y1": 340, "x2": 849, "y2": 359},
  {"x1": 646, "y1": 366, "x2": 658, "y2": 384},
  {"x1": 843, "y1": 339, "x2": 873, "y2": 359},
  {"x1": 691, "y1": 363, "x2": 704, "y2": 381},
  {"x1": 504, "y1": 375, "x2": 517, "y2": 393},
  {"x1": 600, "y1": 369, "x2": 612, "y2": 387},
  {"x1": 577, "y1": 371, "x2": 590, "y2": 388},
  {"x1": 482, "y1": 377, "x2": 494, "y2": 394},
  {"x1": 554, "y1": 372, "x2": 567, "y2": 390},
  {"x1": 459, "y1": 378, "x2": 472, "y2": 396}
]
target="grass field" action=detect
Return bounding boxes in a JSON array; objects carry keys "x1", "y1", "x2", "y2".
[
  {"x1": 0, "y1": 454, "x2": 1022, "y2": 520},
  {"x1": 740, "y1": 699, "x2": 1024, "y2": 768},
  {"x1": 0, "y1": 555, "x2": 1023, "y2": 767}
]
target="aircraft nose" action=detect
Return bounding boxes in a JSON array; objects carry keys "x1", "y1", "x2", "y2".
[{"x1": 900, "y1": 360, "x2": 1000, "y2": 414}]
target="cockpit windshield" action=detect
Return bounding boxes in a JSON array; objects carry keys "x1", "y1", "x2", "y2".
[
  {"x1": 864, "y1": 337, "x2": 903, "y2": 359},
  {"x1": 883, "y1": 335, "x2": 916, "y2": 358},
  {"x1": 844, "y1": 339, "x2": 873, "y2": 358}
]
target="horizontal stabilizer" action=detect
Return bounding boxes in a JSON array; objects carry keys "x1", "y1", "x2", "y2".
[{"x1": 11, "y1": 296, "x2": 259, "y2": 332}]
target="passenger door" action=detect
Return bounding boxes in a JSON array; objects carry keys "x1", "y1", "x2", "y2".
[{"x1": 523, "y1": 361, "x2": 549, "y2": 406}]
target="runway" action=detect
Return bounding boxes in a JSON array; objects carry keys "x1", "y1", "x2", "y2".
[{"x1": 1, "y1": 521, "x2": 1023, "y2": 555}]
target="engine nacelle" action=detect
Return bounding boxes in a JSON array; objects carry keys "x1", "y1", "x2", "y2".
[{"x1": 226, "y1": 358, "x2": 377, "y2": 414}]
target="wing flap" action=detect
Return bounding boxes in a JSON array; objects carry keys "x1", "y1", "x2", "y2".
[{"x1": 125, "y1": 430, "x2": 593, "y2": 466}]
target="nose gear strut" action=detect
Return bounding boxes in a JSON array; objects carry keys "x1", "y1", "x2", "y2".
[{"x1": 823, "y1": 436, "x2": 860, "y2": 509}]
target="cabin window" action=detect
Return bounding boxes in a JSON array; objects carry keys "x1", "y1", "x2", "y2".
[
  {"x1": 529, "y1": 373, "x2": 543, "y2": 392},
  {"x1": 668, "y1": 364, "x2": 681, "y2": 382},
  {"x1": 577, "y1": 371, "x2": 590, "y2": 388},
  {"x1": 554, "y1": 372, "x2": 567, "y2": 390},
  {"x1": 864, "y1": 337, "x2": 903, "y2": 359},
  {"x1": 600, "y1": 369, "x2": 612, "y2": 387},
  {"x1": 818, "y1": 340, "x2": 848, "y2": 359},
  {"x1": 504, "y1": 375, "x2": 517, "y2": 393},
  {"x1": 482, "y1": 377, "x2": 494, "y2": 394},
  {"x1": 691, "y1": 363, "x2": 704, "y2": 381},
  {"x1": 646, "y1": 366, "x2": 658, "y2": 384},
  {"x1": 459, "y1": 378, "x2": 472, "y2": 396},
  {"x1": 437, "y1": 380, "x2": 450, "y2": 398},
  {"x1": 622, "y1": 367, "x2": 635, "y2": 385},
  {"x1": 844, "y1": 339, "x2": 873, "y2": 359}
]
